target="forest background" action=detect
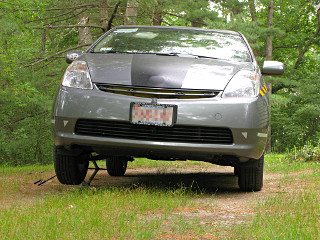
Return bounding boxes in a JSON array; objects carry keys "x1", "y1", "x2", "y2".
[{"x1": 1, "y1": 0, "x2": 320, "y2": 165}]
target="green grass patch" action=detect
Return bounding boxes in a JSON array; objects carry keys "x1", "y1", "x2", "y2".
[
  {"x1": 1, "y1": 154, "x2": 319, "y2": 239},
  {"x1": 0, "y1": 160, "x2": 216, "y2": 239},
  {"x1": 265, "y1": 153, "x2": 320, "y2": 173},
  {"x1": 233, "y1": 164, "x2": 320, "y2": 239},
  {"x1": 129, "y1": 158, "x2": 206, "y2": 169},
  {"x1": 87, "y1": 158, "x2": 210, "y2": 171},
  {"x1": 0, "y1": 185, "x2": 210, "y2": 240},
  {"x1": 236, "y1": 189, "x2": 320, "y2": 239},
  {"x1": 0, "y1": 164, "x2": 55, "y2": 202},
  {"x1": 0, "y1": 164, "x2": 53, "y2": 176}
]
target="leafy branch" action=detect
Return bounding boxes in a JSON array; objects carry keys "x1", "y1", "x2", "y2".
[
  {"x1": 33, "y1": 25, "x2": 106, "y2": 30},
  {"x1": 106, "y1": 1, "x2": 121, "y2": 31},
  {"x1": 290, "y1": 6, "x2": 320, "y2": 77},
  {"x1": 21, "y1": 44, "x2": 90, "y2": 68}
]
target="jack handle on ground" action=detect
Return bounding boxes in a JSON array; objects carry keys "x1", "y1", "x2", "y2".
[{"x1": 34, "y1": 175, "x2": 57, "y2": 186}]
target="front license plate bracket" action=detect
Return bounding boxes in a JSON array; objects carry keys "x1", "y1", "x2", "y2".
[{"x1": 130, "y1": 102, "x2": 177, "y2": 127}]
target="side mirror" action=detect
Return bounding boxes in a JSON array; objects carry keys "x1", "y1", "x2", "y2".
[
  {"x1": 262, "y1": 61, "x2": 285, "y2": 75},
  {"x1": 66, "y1": 51, "x2": 84, "y2": 64}
]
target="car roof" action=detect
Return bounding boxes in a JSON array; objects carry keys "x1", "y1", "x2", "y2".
[{"x1": 114, "y1": 25, "x2": 241, "y2": 36}]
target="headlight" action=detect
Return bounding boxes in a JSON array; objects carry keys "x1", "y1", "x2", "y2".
[
  {"x1": 222, "y1": 70, "x2": 260, "y2": 98},
  {"x1": 61, "y1": 61, "x2": 93, "y2": 89}
]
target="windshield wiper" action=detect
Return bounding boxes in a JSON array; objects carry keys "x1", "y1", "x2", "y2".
[
  {"x1": 192, "y1": 54, "x2": 220, "y2": 60},
  {"x1": 155, "y1": 53, "x2": 219, "y2": 59},
  {"x1": 91, "y1": 51, "x2": 219, "y2": 60},
  {"x1": 155, "y1": 52, "x2": 180, "y2": 56},
  {"x1": 175, "y1": 54, "x2": 219, "y2": 59},
  {"x1": 91, "y1": 50, "x2": 136, "y2": 54},
  {"x1": 91, "y1": 50, "x2": 173, "y2": 55}
]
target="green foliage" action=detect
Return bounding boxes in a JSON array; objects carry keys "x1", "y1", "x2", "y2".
[
  {"x1": 270, "y1": 69, "x2": 320, "y2": 151},
  {"x1": 286, "y1": 142, "x2": 320, "y2": 163},
  {"x1": 0, "y1": 18, "x2": 59, "y2": 165},
  {"x1": 0, "y1": 79, "x2": 53, "y2": 165}
]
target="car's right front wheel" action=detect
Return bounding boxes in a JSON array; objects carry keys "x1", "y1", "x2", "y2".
[
  {"x1": 106, "y1": 156, "x2": 128, "y2": 176},
  {"x1": 238, "y1": 154, "x2": 264, "y2": 192}
]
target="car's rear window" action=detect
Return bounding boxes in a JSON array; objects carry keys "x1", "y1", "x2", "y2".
[{"x1": 91, "y1": 28, "x2": 251, "y2": 62}]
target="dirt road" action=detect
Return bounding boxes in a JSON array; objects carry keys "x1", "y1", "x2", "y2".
[{"x1": 15, "y1": 163, "x2": 287, "y2": 235}]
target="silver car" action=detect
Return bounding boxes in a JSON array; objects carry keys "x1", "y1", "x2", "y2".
[{"x1": 52, "y1": 26, "x2": 284, "y2": 191}]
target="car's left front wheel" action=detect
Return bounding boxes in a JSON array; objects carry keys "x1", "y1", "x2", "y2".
[
  {"x1": 54, "y1": 146, "x2": 89, "y2": 185},
  {"x1": 238, "y1": 154, "x2": 264, "y2": 192}
]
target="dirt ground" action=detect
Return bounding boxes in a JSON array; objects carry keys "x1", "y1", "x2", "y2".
[
  {"x1": 2, "y1": 161, "x2": 317, "y2": 239},
  {"x1": 20, "y1": 164, "x2": 286, "y2": 198},
  {"x1": 10, "y1": 163, "x2": 292, "y2": 235}
]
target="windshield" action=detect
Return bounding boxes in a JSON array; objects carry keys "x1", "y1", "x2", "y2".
[{"x1": 91, "y1": 28, "x2": 251, "y2": 62}]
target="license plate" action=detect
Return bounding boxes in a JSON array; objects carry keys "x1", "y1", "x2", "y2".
[{"x1": 130, "y1": 103, "x2": 177, "y2": 127}]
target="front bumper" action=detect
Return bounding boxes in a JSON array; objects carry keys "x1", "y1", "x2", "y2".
[{"x1": 52, "y1": 86, "x2": 269, "y2": 162}]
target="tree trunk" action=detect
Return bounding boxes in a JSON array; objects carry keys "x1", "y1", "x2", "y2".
[
  {"x1": 125, "y1": 0, "x2": 138, "y2": 25},
  {"x1": 248, "y1": 0, "x2": 259, "y2": 56},
  {"x1": 106, "y1": 1, "x2": 121, "y2": 31},
  {"x1": 266, "y1": 0, "x2": 273, "y2": 60},
  {"x1": 191, "y1": 18, "x2": 203, "y2": 27},
  {"x1": 249, "y1": 0, "x2": 257, "y2": 22},
  {"x1": 99, "y1": 0, "x2": 109, "y2": 31},
  {"x1": 78, "y1": 12, "x2": 93, "y2": 45},
  {"x1": 152, "y1": 14, "x2": 162, "y2": 25},
  {"x1": 152, "y1": 0, "x2": 163, "y2": 26},
  {"x1": 265, "y1": 1, "x2": 274, "y2": 153}
]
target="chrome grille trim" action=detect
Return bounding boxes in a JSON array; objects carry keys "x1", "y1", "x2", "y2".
[{"x1": 95, "y1": 83, "x2": 221, "y2": 99}]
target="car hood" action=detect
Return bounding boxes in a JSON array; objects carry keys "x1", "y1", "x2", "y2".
[{"x1": 84, "y1": 53, "x2": 254, "y2": 90}]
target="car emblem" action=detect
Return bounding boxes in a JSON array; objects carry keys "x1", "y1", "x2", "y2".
[{"x1": 69, "y1": 53, "x2": 79, "y2": 61}]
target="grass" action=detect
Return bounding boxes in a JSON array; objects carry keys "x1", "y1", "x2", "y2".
[
  {"x1": 0, "y1": 164, "x2": 55, "y2": 202},
  {"x1": 264, "y1": 153, "x2": 320, "y2": 173},
  {"x1": 0, "y1": 164, "x2": 53, "y2": 176},
  {"x1": 0, "y1": 154, "x2": 319, "y2": 239},
  {"x1": 0, "y1": 185, "x2": 211, "y2": 239},
  {"x1": 247, "y1": 190, "x2": 320, "y2": 239},
  {"x1": 233, "y1": 153, "x2": 320, "y2": 239},
  {"x1": 0, "y1": 159, "x2": 213, "y2": 239},
  {"x1": 129, "y1": 158, "x2": 207, "y2": 169},
  {"x1": 234, "y1": 173, "x2": 320, "y2": 239}
]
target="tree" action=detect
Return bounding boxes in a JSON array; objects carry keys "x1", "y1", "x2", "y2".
[
  {"x1": 291, "y1": 4, "x2": 320, "y2": 74},
  {"x1": 125, "y1": 0, "x2": 138, "y2": 25},
  {"x1": 2, "y1": 0, "x2": 320, "y2": 164},
  {"x1": 265, "y1": 0, "x2": 273, "y2": 60}
]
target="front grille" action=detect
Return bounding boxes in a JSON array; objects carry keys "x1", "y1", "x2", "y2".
[
  {"x1": 75, "y1": 119, "x2": 233, "y2": 145},
  {"x1": 95, "y1": 83, "x2": 221, "y2": 99}
]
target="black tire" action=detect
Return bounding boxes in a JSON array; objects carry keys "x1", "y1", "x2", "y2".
[
  {"x1": 238, "y1": 154, "x2": 264, "y2": 192},
  {"x1": 106, "y1": 156, "x2": 128, "y2": 176},
  {"x1": 234, "y1": 167, "x2": 239, "y2": 176},
  {"x1": 54, "y1": 146, "x2": 89, "y2": 185}
]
